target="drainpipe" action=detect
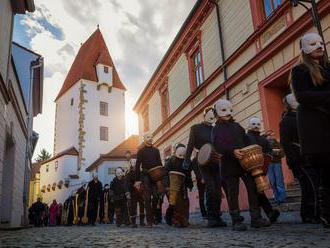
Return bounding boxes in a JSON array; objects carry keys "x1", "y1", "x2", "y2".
[{"x1": 210, "y1": 0, "x2": 229, "y2": 99}]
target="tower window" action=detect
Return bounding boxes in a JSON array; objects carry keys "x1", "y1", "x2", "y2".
[
  {"x1": 100, "y1": 102, "x2": 108, "y2": 116},
  {"x1": 104, "y1": 66, "x2": 109, "y2": 73},
  {"x1": 70, "y1": 98, "x2": 74, "y2": 106},
  {"x1": 100, "y1": 126, "x2": 109, "y2": 141}
]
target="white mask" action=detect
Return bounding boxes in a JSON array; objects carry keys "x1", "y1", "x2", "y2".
[
  {"x1": 214, "y1": 99, "x2": 233, "y2": 117},
  {"x1": 248, "y1": 117, "x2": 261, "y2": 131},
  {"x1": 301, "y1": 33, "x2": 324, "y2": 54},
  {"x1": 174, "y1": 146, "x2": 186, "y2": 159},
  {"x1": 115, "y1": 168, "x2": 124, "y2": 178},
  {"x1": 130, "y1": 159, "x2": 136, "y2": 169},
  {"x1": 204, "y1": 109, "x2": 215, "y2": 124},
  {"x1": 104, "y1": 185, "x2": 110, "y2": 190},
  {"x1": 285, "y1": 93, "x2": 299, "y2": 110},
  {"x1": 143, "y1": 132, "x2": 153, "y2": 145}
]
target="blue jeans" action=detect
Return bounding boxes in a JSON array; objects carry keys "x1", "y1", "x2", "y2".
[{"x1": 267, "y1": 163, "x2": 287, "y2": 203}]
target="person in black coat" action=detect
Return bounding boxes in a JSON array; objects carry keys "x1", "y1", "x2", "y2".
[
  {"x1": 290, "y1": 32, "x2": 330, "y2": 228},
  {"x1": 165, "y1": 144, "x2": 193, "y2": 227},
  {"x1": 183, "y1": 106, "x2": 227, "y2": 227},
  {"x1": 125, "y1": 159, "x2": 145, "y2": 227},
  {"x1": 247, "y1": 117, "x2": 280, "y2": 223},
  {"x1": 76, "y1": 184, "x2": 87, "y2": 225},
  {"x1": 87, "y1": 175, "x2": 103, "y2": 225},
  {"x1": 280, "y1": 93, "x2": 320, "y2": 223},
  {"x1": 31, "y1": 198, "x2": 45, "y2": 227},
  {"x1": 212, "y1": 99, "x2": 270, "y2": 231},
  {"x1": 134, "y1": 133, "x2": 163, "y2": 227},
  {"x1": 110, "y1": 167, "x2": 130, "y2": 227}
]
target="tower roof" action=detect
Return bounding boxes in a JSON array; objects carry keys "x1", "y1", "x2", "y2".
[{"x1": 55, "y1": 29, "x2": 126, "y2": 101}]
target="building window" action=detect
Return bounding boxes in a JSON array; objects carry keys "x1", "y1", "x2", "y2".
[
  {"x1": 142, "y1": 107, "x2": 149, "y2": 132},
  {"x1": 192, "y1": 48, "x2": 204, "y2": 87},
  {"x1": 46, "y1": 164, "x2": 49, "y2": 172},
  {"x1": 70, "y1": 98, "x2": 74, "y2": 106},
  {"x1": 263, "y1": 0, "x2": 282, "y2": 17},
  {"x1": 100, "y1": 126, "x2": 109, "y2": 141},
  {"x1": 104, "y1": 66, "x2": 109, "y2": 73},
  {"x1": 55, "y1": 161, "x2": 58, "y2": 172},
  {"x1": 160, "y1": 81, "x2": 170, "y2": 121},
  {"x1": 185, "y1": 32, "x2": 204, "y2": 92},
  {"x1": 108, "y1": 167, "x2": 116, "y2": 175},
  {"x1": 100, "y1": 101, "x2": 108, "y2": 116}
]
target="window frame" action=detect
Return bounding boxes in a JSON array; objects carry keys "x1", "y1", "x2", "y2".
[
  {"x1": 100, "y1": 126, "x2": 109, "y2": 141},
  {"x1": 100, "y1": 101, "x2": 108, "y2": 116},
  {"x1": 159, "y1": 78, "x2": 170, "y2": 121},
  {"x1": 142, "y1": 106, "x2": 149, "y2": 132},
  {"x1": 104, "y1": 66, "x2": 109, "y2": 74},
  {"x1": 185, "y1": 31, "x2": 205, "y2": 93},
  {"x1": 249, "y1": 0, "x2": 283, "y2": 29}
]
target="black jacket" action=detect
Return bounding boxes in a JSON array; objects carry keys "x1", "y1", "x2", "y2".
[
  {"x1": 165, "y1": 156, "x2": 193, "y2": 189},
  {"x1": 291, "y1": 64, "x2": 330, "y2": 155},
  {"x1": 110, "y1": 177, "x2": 129, "y2": 202},
  {"x1": 135, "y1": 145, "x2": 162, "y2": 181},
  {"x1": 185, "y1": 122, "x2": 214, "y2": 161},
  {"x1": 280, "y1": 110, "x2": 303, "y2": 171},
  {"x1": 88, "y1": 180, "x2": 103, "y2": 201},
  {"x1": 212, "y1": 119, "x2": 250, "y2": 177},
  {"x1": 247, "y1": 130, "x2": 272, "y2": 154}
]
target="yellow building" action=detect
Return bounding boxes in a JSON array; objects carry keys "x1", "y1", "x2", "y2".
[{"x1": 134, "y1": 0, "x2": 330, "y2": 210}]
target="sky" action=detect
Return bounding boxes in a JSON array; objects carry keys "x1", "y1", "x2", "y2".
[{"x1": 13, "y1": 0, "x2": 197, "y2": 160}]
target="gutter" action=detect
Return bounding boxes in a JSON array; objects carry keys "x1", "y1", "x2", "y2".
[{"x1": 210, "y1": 0, "x2": 229, "y2": 99}]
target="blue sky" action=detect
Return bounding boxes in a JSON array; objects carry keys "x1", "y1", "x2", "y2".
[{"x1": 13, "y1": 0, "x2": 196, "y2": 160}]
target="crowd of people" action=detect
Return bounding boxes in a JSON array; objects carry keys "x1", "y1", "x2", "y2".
[
  {"x1": 29, "y1": 199, "x2": 62, "y2": 227},
  {"x1": 30, "y1": 32, "x2": 330, "y2": 230}
]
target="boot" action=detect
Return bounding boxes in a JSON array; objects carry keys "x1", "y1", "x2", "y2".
[
  {"x1": 140, "y1": 215, "x2": 145, "y2": 226},
  {"x1": 232, "y1": 222, "x2": 247, "y2": 231},
  {"x1": 165, "y1": 205, "x2": 174, "y2": 226},
  {"x1": 230, "y1": 210, "x2": 247, "y2": 231},
  {"x1": 267, "y1": 209, "x2": 280, "y2": 223},
  {"x1": 251, "y1": 218, "x2": 271, "y2": 228}
]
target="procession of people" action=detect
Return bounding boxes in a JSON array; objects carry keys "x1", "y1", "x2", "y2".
[{"x1": 30, "y1": 32, "x2": 330, "y2": 230}]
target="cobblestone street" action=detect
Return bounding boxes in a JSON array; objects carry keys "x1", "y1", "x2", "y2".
[{"x1": 1, "y1": 212, "x2": 329, "y2": 247}]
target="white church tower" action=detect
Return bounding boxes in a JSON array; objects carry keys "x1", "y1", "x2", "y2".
[{"x1": 39, "y1": 29, "x2": 126, "y2": 204}]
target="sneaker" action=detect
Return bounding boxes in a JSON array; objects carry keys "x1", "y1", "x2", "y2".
[
  {"x1": 232, "y1": 222, "x2": 247, "y2": 231},
  {"x1": 251, "y1": 218, "x2": 271, "y2": 228},
  {"x1": 268, "y1": 209, "x2": 280, "y2": 223}
]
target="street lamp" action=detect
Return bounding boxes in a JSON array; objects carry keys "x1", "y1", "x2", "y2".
[{"x1": 290, "y1": 0, "x2": 328, "y2": 57}]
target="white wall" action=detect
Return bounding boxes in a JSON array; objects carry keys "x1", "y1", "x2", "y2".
[
  {"x1": 82, "y1": 80, "x2": 126, "y2": 169},
  {"x1": 96, "y1": 63, "x2": 113, "y2": 86},
  {"x1": 39, "y1": 155, "x2": 79, "y2": 204},
  {"x1": 53, "y1": 82, "x2": 80, "y2": 155}
]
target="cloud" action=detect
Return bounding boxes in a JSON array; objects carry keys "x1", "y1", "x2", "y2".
[{"x1": 18, "y1": 0, "x2": 197, "y2": 160}]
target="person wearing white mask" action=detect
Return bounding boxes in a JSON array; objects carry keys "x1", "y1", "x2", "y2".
[
  {"x1": 164, "y1": 143, "x2": 193, "y2": 227},
  {"x1": 290, "y1": 32, "x2": 330, "y2": 228},
  {"x1": 183, "y1": 106, "x2": 227, "y2": 227},
  {"x1": 212, "y1": 99, "x2": 270, "y2": 231},
  {"x1": 246, "y1": 117, "x2": 280, "y2": 223},
  {"x1": 110, "y1": 167, "x2": 130, "y2": 227},
  {"x1": 134, "y1": 132, "x2": 163, "y2": 227},
  {"x1": 280, "y1": 93, "x2": 320, "y2": 224}
]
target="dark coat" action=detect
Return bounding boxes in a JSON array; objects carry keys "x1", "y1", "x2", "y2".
[
  {"x1": 135, "y1": 145, "x2": 162, "y2": 181},
  {"x1": 212, "y1": 119, "x2": 250, "y2": 177},
  {"x1": 88, "y1": 180, "x2": 103, "y2": 201},
  {"x1": 185, "y1": 122, "x2": 214, "y2": 161},
  {"x1": 280, "y1": 110, "x2": 303, "y2": 172},
  {"x1": 290, "y1": 63, "x2": 330, "y2": 155},
  {"x1": 247, "y1": 130, "x2": 272, "y2": 154},
  {"x1": 165, "y1": 156, "x2": 193, "y2": 189},
  {"x1": 110, "y1": 177, "x2": 129, "y2": 202}
]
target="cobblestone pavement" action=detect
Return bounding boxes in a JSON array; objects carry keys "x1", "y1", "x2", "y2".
[{"x1": 1, "y1": 212, "x2": 329, "y2": 248}]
